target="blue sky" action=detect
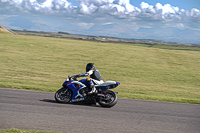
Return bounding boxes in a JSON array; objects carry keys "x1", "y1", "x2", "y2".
[
  {"x1": 66, "y1": 0, "x2": 200, "y2": 10},
  {"x1": 130, "y1": 0, "x2": 200, "y2": 10},
  {"x1": 0, "y1": 0, "x2": 200, "y2": 43}
]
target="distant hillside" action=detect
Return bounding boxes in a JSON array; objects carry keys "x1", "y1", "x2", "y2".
[
  {"x1": 12, "y1": 29, "x2": 200, "y2": 47},
  {"x1": 0, "y1": 25, "x2": 17, "y2": 34}
]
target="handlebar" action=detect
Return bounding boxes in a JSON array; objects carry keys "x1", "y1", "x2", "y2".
[{"x1": 68, "y1": 74, "x2": 79, "y2": 81}]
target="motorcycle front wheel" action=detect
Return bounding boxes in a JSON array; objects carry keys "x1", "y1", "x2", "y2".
[
  {"x1": 55, "y1": 87, "x2": 72, "y2": 103},
  {"x1": 97, "y1": 90, "x2": 118, "y2": 108}
]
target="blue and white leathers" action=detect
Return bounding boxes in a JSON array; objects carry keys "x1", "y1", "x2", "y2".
[{"x1": 79, "y1": 69, "x2": 104, "y2": 85}]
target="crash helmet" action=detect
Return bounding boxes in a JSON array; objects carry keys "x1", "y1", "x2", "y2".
[{"x1": 86, "y1": 63, "x2": 95, "y2": 72}]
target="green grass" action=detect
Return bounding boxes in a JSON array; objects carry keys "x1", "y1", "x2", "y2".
[
  {"x1": 0, "y1": 128, "x2": 60, "y2": 133},
  {"x1": 151, "y1": 44, "x2": 200, "y2": 51},
  {"x1": 121, "y1": 43, "x2": 200, "y2": 51},
  {"x1": 0, "y1": 33, "x2": 200, "y2": 104}
]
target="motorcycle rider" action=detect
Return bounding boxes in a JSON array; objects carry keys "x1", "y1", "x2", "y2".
[{"x1": 77, "y1": 63, "x2": 104, "y2": 94}]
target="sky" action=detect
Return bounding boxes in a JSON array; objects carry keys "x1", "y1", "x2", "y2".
[{"x1": 0, "y1": 0, "x2": 200, "y2": 43}]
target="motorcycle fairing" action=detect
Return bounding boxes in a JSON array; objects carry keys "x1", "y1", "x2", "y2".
[
  {"x1": 62, "y1": 79, "x2": 120, "y2": 100},
  {"x1": 79, "y1": 79, "x2": 90, "y2": 88},
  {"x1": 96, "y1": 81, "x2": 120, "y2": 91},
  {"x1": 63, "y1": 80, "x2": 86, "y2": 99}
]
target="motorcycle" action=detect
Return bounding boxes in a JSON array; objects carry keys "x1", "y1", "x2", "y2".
[{"x1": 55, "y1": 74, "x2": 120, "y2": 108}]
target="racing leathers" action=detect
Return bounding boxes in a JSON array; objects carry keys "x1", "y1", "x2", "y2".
[{"x1": 79, "y1": 69, "x2": 104, "y2": 94}]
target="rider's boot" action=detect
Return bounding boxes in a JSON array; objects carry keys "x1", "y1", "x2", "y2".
[{"x1": 88, "y1": 84, "x2": 97, "y2": 95}]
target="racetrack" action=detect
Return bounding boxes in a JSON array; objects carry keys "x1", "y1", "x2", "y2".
[{"x1": 0, "y1": 88, "x2": 200, "y2": 133}]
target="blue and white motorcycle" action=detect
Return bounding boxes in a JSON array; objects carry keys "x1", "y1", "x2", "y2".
[{"x1": 55, "y1": 74, "x2": 120, "y2": 108}]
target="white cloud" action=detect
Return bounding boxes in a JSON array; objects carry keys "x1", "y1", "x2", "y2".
[
  {"x1": 0, "y1": 1, "x2": 197, "y2": 27},
  {"x1": 191, "y1": 8, "x2": 200, "y2": 16},
  {"x1": 1, "y1": 0, "x2": 199, "y2": 21},
  {"x1": 140, "y1": 2, "x2": 150, "y2": 9},
  {"x1": 162, "y1": 4, "x2": 179, "y2": 14},
  {"x1": 40, "y1": 0, "x2": 53, "y2": 8},
  {"x1": 118, "y1": 0, "x2": 129, "y2": 5},
  {"x1": 1, "y1": 0, "x2": 200, "y2": 43},
  {"x1": 176, "y1": 23, "x2": 185, "y2": 29},
  {"x1": 76, "y1": 22, "x2": 94, "y2": 29},
  {"x1": 124, "y1": 3, "x2": 135, "y2": 13}
]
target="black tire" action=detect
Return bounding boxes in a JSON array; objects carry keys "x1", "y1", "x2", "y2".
[
  {"x1": 55, "y1": 87, "x2": 72, "y2": 103},
  {"x1": 97, "y1": 90, "x2": 118, "y2": 108}
]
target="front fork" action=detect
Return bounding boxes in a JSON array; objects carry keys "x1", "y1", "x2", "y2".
[{"x1": 63, "y1": 88, "x2": 68, "y2": 93}]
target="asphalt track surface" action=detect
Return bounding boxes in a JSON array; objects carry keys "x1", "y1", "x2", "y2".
[{"x1": 0, "y1": 88, "x2": 200, "y2": 133}]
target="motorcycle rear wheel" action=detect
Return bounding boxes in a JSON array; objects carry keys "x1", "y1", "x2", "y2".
[
  {"x1": 55, "y1": 87, "x2": 72, "y2": 103},
  {"x1": 97, "y1": 90, "x2": 118, "y2": 108}
]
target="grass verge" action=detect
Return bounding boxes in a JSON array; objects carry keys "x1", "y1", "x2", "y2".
[{"x1": 0, "y1": 33, "x2": 200, "y2": 104}]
